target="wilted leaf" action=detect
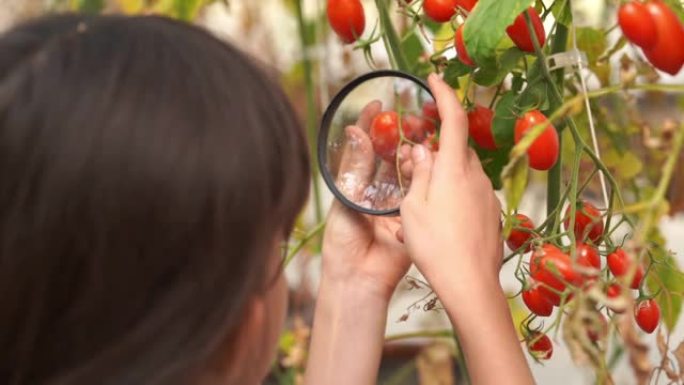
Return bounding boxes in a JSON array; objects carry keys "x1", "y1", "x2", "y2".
[
  {"x1": 504, "y1": 155, "x2": 529, "y2": 214},
  {"x1": 603, "y1": 149, "x2": 644, "y2": 180},
  {"x1": 463, "y1": 0, "x2": 530, "y2": 67},
  {"x1": 674, "y1": 341, "x2": 684, "y2": 378}
]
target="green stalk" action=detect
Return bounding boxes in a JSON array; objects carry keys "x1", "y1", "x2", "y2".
[
  {"x1": 374, "y1": 0, "x2": 411, "y2": 72},
  {"x1": 295, "y1": 0, "x2": 324, "y2": 224},
  {"x1": 546, "y1": 23, "x2": 569, "y2": 221}
]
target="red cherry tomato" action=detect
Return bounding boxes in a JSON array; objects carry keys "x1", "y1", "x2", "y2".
[
  {"x1": 643, "y1": 1, "x2": 684, "y2": 75},
  {"x1": 606, "y1": 283, "x2": 625, "y2": 313},
  {"x1": 401, "y1": 114, "x2": 427, "y2": 142},
  {"x1": 618, "y1": 1, "x2": 658, "y2": 49},
  {"x1": 523, "y1": 281, "x2": 553, "y2": 317},
  {"x1": 530, "y1": 244, "x2": 581, "y2": 306},
  {"x1": 514, "y1": 110, "x2": 559, "y2": 171},
  {"x1": 327, "y1": 0, "x2": 366, "y2": 44},
  {"x1": 527, "y1": 332, "x2": 553, "y2": 360},
  {"x1": 576, "y1": 243, "x2": 601, "y2": 270},
  {"x1": 422, "y1": 101, "x2": 440, "y2": 134},
  {"x1": 467, "y1": 105, "x2": 496, "y2": 150},
  {"x1": 564, "y1": 200, "x2": 604, "y2": 244},
  {"x1": 506, "y1": 214, "x2": 535, "y2": 252},
  {"x1": 455, "y1": 25, "x2": 475, "y2": 66},
  {"x1": 370, "y1": 111, "x2": 400, "y2": 162},
  {"x1": 456, "y1": 0, "x2": 478, "y2": 12},
  {"x1": 506, "y1": 7, "x2": 546, "y2": 53},
  {"x1": 423, "y1": 0, "x2": 458, "y2": 22},
  {"x1": 607, "y1": 248, "x2": 644, "y2": 290},
  {"x1": 635, "y1": 299, "x2": 660, "y2": 334}
]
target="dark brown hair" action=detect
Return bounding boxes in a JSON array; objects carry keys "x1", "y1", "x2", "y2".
[{"x1": 0, "y1": 14, "x2": 310, "y2": 385}]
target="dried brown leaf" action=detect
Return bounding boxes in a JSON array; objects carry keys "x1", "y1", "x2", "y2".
[{"x1": 674, "y1": 341, "x2": 684, "y2": 379}]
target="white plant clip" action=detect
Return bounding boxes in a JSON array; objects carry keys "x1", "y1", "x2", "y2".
[{"x1": 546, "y1": 49, "x2": 588, "y2": 73}]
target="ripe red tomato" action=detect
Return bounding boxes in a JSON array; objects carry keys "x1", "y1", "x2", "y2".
[
  {"x1": 618, "y1": 1, "x2": 658, "y2": 49},
  {"x1": 635, "y1": 299, "x2": 660, "y2": 334},
  {"x1": 527, "y1": 332, "x2": 553, "y2": 360},
  {"x1": 606, "y1": 283, "x2": 625, "y2": 313},
  {"x1": 607, "y1": 248, "x2": 644, "y2": 290},
  {"x1": 530, "y1": 244, "x2": 582, "y2": 306},
  {"x1": 455, "y1": 25, "x2": 475, "y2": 66},
  {"x1": 576, "y1": 243, "x2": 601, "y2": 270},
  {"x1": 506, "y1": 7, "x2": 546, "y2": 53},
  {"x1": 564, "y1": 200, "x2": 604, "y2": 244},
  {"x1": 401, "y1": 113, "x2": 427, "y2": 142},
  {"x1": 422, "y1": 101, "x2": 440, "y2": 134},
  {"x1": 327, "y1": 0, "x2": 366, "y2": 44},
  {"x1": 467, "y1": 105, "x2": 496, "y2": 150},
  {"x1": 506, "y1": 214, "x2": 535, "y2": 252},
  {"x1": 643, "y1": 1, "x2": 684, "y2": 75},
  {"x1": 514, "y1": 110, "x2": 559, "y2": 171},
  {"x1": 456, "y1": 0, "x2": 478, "y2": 12},
  {"x1": 370, "y1": 111, "x2": 400, "y2": 162},
  {"x1": 423, "y1": 0, "x2": 458, "y2": 22},
  {"x1": 523, "y1": 281, "x2": 553, "y2": 317}
]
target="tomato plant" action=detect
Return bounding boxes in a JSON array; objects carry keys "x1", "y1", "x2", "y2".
[
  {"x1": 523, "y1": 281, "x2": 553, "y2": 317},
  {"x1": 423, "y1": 0, "x2": 458, "y2": 23},
  {"x1": 454, "y1": 25, "x2": 475, "y2": 66},
  {"x1": 564, "y1": 200, "x2": 604, "y2": 244},
  {"x1": 607, "y1": 247, "x2": 644, "y2": 290},
  {"x1": 642, "y1": 1, "x2": 684, "y2": 75}
]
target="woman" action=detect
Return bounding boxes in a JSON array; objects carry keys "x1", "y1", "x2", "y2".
[{"x1": 0, "y1": 14, "x2": 534, "y2": 385}]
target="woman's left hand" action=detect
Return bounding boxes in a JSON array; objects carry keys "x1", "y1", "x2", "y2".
[{"x1": 321, "y1": 100, "x2": 411, "y2": 300}]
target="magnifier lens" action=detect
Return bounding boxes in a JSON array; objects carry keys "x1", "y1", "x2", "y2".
[{"x1": 319, "y1": 72, "x2": 438, "y2": 216}]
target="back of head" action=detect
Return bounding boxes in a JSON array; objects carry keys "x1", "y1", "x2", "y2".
[{"x1": 0, "y1": 14, "x2": 309, "y2": 385}]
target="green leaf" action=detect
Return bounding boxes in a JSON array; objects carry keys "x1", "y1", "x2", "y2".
[
  {"x1": 575, "y1": 27, "x2": 607, "y2": 65},
  {"x1": 401, "y1": 31, "x2": 426, "y2": 70},
  {"x1": 504, "y1": 156, "x2": 529, "y2": 213},
  {"x1": 475, "y1": 145, "x2": 510, "y2": 190},
  {"x1": 551, "y1": 0, "x2": 573, "y2": 26},
  {"x1": 473, "y1": 47, "x2": 524, "y2": 87},
  {"x1": 443, "y1": 59, "x2": 472, "y2": 89},
  {"x1": 603, "y1": 149, "x2": 644, "y2": 180},
  {"x1": 647, "y1": 252, "x2": 684, "y2": 331},
  {"x1": 517, "y1": 79, "x2": 550, "y2": 112},
  {"x1": 492, "y1": 91, "x2": 518, "y2": 146},
  {"x1": 463, "y1": 0, "x2": 530, "y2": 67}
]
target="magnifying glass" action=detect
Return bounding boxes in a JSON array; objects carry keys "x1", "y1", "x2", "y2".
[{"x1": 318, "y1": 70, "x2": 439, "y2": 216}]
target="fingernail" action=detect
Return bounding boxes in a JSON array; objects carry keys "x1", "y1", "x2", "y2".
[{"x1": 412, "y1": 145, "x2": 426, "y2": 162}]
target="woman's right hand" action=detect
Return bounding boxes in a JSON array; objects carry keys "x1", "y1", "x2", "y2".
[
  {"x1": 400, "y1": 73, "x2": 503, "y2": 297},
  {"x1": 399, "y1": 73, "x2": 535, "y2": 385}
]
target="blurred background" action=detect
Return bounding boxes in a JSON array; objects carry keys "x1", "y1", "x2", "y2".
[{"x1": 1, "y1": 1, "x2": 683, "y2": 384}]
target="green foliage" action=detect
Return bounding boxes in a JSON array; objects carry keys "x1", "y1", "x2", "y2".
[
  {"x1": 646, "y1": 229, "x2": 684, "y2": 330},
  {"x1": 504, "y1": 156, "x2": 529, "y2": 213},
  {"x1": 473, "y1": 47, "x2": 525, "y2": 87},
  {"x1": 463, "y1": 0, "x2": 530, "y2": 67},
  {"x1": 551, "y1": 0, "x2": 572, "y2": 26},
  {"x1": 443, "y1": 59, "x2": 472, "y2": 89},
  {"x1": 492, "y1": 91, "x2": 518, "y2": 147},
  {"x1": 72, "y1": 0, "x2": 105, "y2": 12}
]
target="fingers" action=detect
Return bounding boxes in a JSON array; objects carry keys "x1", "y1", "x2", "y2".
[
  {"x1": 427, "y1": 74, "x2": 469, "y2": 172},
  {"x1": 404, "y1": 144, "x2": 433, "y2": 203},
  {"x1": 336, "y1": 125, "x2": 375, "y2": 200},
  {"x1": 356, "y1": 100, "x2": 382, "y2": 132}
]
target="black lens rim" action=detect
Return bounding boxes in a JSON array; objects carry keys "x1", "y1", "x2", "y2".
[{"x1": 317, "y1": 70, "x2": 434, "y2": 216}]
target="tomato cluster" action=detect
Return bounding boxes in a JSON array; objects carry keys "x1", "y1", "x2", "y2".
[
  {"x1": 369, "y1": 103, "x2": 440, "y2": 162},
  {"x1": 618, "y1": 0, "x2": 684, "y2": 75},
  {"x1": 506, "y1": 199, "x2": 661, "y2": 349},
  {"x1": 514, "y1": 110, "x2": 559, "y2": 171}
]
